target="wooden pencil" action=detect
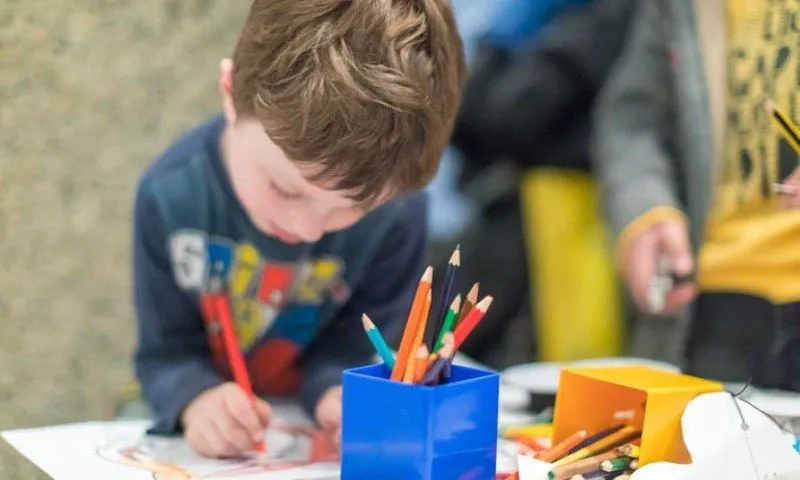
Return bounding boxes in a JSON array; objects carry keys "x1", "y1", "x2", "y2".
[
  {"x1": 413, "y1": 345, "x2": 429, "y2": 384},
  {"x1": 452, "y1": 296, "x2": 493, "y2": 350},
  {"x1": 433, "y1": 295, "x2": 461, "y2": 352},
  {"x1": 537, "y1": 430, "x2": 587, "y2": 462},
  {"x1": 391, "y1": 266, "x2": 433, "y2": 381},
  {"x1": 765, "y1": 99, "x2": 800, "y2": 155},
  {"x1": 552, "y1": 426, "x2": 639, "y2": 467},
  {"x1": 213, "y1": 294, "x2": 266, "y2": 456},
  {"x1": 429, "y1": 245, "x2": 460, "y2": 350},
  {"x1": 421, "y1": 333, "x2": 454, "y2": 385},
  {"x1": 548, "y1": 450, "x2": 621, "y2": 480},
  {"x1": 457, "y1": 282, "x2": 479, "y2": 325},
  {"x1": 404, "y1": 290, "x2": 432, "y2": 383},
  {"x1": 361, "y1": 314, "x2": 395, "y2": 368},
  {"x1": 568, "y1": 425, "x2": 626, "y2": 455}
]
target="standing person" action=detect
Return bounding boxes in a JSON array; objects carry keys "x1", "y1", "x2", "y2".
[{"x1": 593, "y1": 0, "x2": 800, "y2": 390}]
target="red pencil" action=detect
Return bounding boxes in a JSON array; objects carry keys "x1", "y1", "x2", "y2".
[
  {"x1": 213, "y1": 295, "x2": 267, "y2": 457},
  {"x1": 452, "y1": 296, "x2": 493, "y2": 350}
]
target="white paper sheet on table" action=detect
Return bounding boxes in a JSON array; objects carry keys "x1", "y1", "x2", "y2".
[
  {"x1": 2, "y1": 402, "x2": 340, "y2": 480},
  {"x1": 3, "y1": 397, "x2": 520, "y2": 479}
]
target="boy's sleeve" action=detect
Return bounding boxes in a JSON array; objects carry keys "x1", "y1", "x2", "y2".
[
  {"x1": 298, "y1": 193, "x2": 428, "y2": 415},
  {"x1": 591, "y1": 0, "x2": 681, "y2": 242},
  {"x1": 133, "y1": 183, "x2": 224, "y2": 434}
]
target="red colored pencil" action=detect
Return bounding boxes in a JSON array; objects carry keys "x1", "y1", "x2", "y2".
[
  {"x1": 213, "y1": 295, "x2": 267, "y2": 456},
  {"x1": 452, "y1": 296, "x2": 493, "y2": 350}
]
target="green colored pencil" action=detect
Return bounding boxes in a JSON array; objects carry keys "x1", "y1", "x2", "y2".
[
  {"x1": 362, "y1": 314, "x2": 396, "y2": 369},
  {"x1": 433, "y1": 295, "x2": 461, "y2": 352}
]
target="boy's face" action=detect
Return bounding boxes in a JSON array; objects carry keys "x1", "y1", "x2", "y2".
[{"x1": 223, "y1": 118, "x2": 374, "y2": 244}]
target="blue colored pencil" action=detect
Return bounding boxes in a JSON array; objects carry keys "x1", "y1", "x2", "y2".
[
  {"x1": 429, "y1": 245, "x2": 460, "y2": 350},
  {"x1": 361, "y1": 314, "x2": 396, "y2": 369}
]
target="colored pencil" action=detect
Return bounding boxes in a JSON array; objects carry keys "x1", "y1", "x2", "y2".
[
  {"x1": 361, "y1": 314, "x2": 395, "y2": 369},
  {"x1": 617, "y1": 444, "x2": 639, "y2": 458},
  {"x1": 391, "y1": 266, "x2": 433, "y2": 381},
  {"x1": 213, "y1": 295, "x2": 266, "y2": 457},
  {"x1": 429, "y1": 245, "x2": 460, "y2": 349},
  {"x1": 568, "y1": 425, "x2": 626, "y2": 454},
  {"x1": 600, "y1": 458, "x2": 631, "y2": 472},
  {"x1": 421, "y1": 334, "x2": 455, "y2": 385},
  {"x1": 552, "y1": 426, "x2": 639, "y2": 467},
  {"x1": 413, "y1": 345, "x2": 429, "y2": 384},
  {"x1": 458, "y1": 282, "x2": 479, "y2": 325},
  {"x1": 452, "y1": 296, "x2": 493, "y2": 349},
  {"x1": 433, "y1": 295, "x2": 461, "y2": 352},
  {"x1": 765, "y1": 99, "x2": 800, "y2": 155},
  {"x1": 537, "y1": 430, "x2": 587, "y2": 462},
  {"x1": 404, "y1": 290, "x2": 432, "y2": 383},
  {"x1": 548, "y1": 450, "x2": 621, "y2": 480}
]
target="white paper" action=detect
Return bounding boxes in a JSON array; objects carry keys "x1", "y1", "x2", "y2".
[
  {"x1": 632, "y1": 392, "x2": 800, "y2": 480},
  {"x1": 516, "y1": 454, "x2": 552, "y2": 480},
  {"x1": 2, "y1": 403, "x2": 340, "y2": 480}
]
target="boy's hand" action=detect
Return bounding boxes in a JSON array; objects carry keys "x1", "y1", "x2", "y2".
[
  {"x1": 621, "y1": 219, "x2": 697, "y2": 316},
  {"x1": 778, "y1": 166, "x2": 800, "y2": 209},
  {"x1": 181, "y1": 382, "x2": 272, "y2": 458},
  {"x1": 315, "y1": 385, "x2": 343, "y2": 448}
]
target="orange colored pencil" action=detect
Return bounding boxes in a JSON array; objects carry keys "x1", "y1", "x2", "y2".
[
  {"x1": 404, "y1": 290, "x2": 432, "y2": 383},
  {"x1": 536, "y1": 430, "x2": 587, "y2": 462},
  {"x1": 413, "y1": 345, "x2": 429, "y2": 384},
  {"x1": 457, "y1": 282, "x2": 479, "y2": 325},
  {"x1": 452, "y1": 296, "x2": 493, "y2": 349},
  {"x1": 391, "y1": 266, "x2": 433, "y2": 381}
]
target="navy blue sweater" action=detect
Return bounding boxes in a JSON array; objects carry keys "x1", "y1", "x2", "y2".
[{"x1": 133, "y1": 116, "x2": 427, "y2": 433}]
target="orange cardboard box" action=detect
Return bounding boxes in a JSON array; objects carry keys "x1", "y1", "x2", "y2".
[{"x1": 551, "y1": 366, "x2": 723, "y2": 466}]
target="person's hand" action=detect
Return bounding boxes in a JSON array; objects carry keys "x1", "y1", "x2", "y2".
[
  {"x1": 181, "y1": 382, "x2": 272, "y2": 458},
  {"x1": 777, "y1": 166, "x2": 800, "y2": 209},
  {"x1": 620, "y1": 218, "x2": 697, "y2": 316},
  {"x1": 315, "y1": 385, "x2": 343, "y2": 448}
]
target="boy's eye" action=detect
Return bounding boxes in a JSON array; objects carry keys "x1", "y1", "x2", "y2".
[{"x1": 270, "y1": 181, "x2": 303, "y2": 200}]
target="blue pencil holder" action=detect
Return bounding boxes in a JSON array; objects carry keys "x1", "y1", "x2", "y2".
[{"x1": 340, "y1": 363, "x2": 500, "y2": 480}]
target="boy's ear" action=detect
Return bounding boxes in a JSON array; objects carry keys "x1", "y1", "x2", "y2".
[{"x1": 219, "y1": 58, "x2": 236, "y2": 124}]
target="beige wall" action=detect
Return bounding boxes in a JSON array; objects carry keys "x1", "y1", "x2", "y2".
[{"x1": 0, "y1": 3, "x2": 247, "y2": 477}]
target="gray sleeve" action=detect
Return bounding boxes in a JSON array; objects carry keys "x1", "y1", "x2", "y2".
[{"x1": 591, "y1": 0, "x2": 681, "y2": 239}]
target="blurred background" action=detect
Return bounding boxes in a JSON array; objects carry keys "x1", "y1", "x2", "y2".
[{"x1": 1, "y1": 3, "x2": 251, "y2": 477}]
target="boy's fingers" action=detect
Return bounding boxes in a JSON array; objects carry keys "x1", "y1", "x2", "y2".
[
  {"x1": 224, "y1": 389, "x2": 266, "y2": 441},
  {"x1": 214, "y1": 409, "x2": 259, "y2": 453},
  {"x1": 253, "y1": 399, "x2": 273, "y2": 428},
  {"x1": 204, "y1": 422, "x2": 240, "y2": 458}
]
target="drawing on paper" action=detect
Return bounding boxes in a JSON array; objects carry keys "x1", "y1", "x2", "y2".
[{"x1": 95, "y1": 421, "x2": 339, "y2": 480}]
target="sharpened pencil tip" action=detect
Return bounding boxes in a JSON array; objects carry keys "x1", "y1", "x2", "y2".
[
  {"x1": 765, "y1": 98, "x2": 777, "y2": 113},
  {"x1": 451, "y1": 245, "x2": 461, "y2": 266},
  {"x1": 450, "y1": 294, "x2": 462, "y2": 311},
  {"x1": 422, "y1": 266, "x2": 433, "y2": 282},
  {"x1": 475, "y1": 295, "x2": 494, "y2": 312},
  {"x1": 361, "y1": 313, "x2": 374, "y2": 330},
  {"x1": 467, "y1": 282, "x2": 480, "y2": 302}
]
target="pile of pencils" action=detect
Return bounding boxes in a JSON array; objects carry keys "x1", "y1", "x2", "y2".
[
  {"x1": 506, "y1": 424, "x2": 642, "y2": 480},
  {"x1": 361, "y1": 245, "x2": 493, "y2": 386}
]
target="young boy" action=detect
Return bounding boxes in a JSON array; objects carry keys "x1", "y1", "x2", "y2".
[
  {"x1": 133, "y1": 0, "x2": 466, "y2": 459},
  {"x1": 593, "y1": 0, "x2": 800, "y2": 387}
]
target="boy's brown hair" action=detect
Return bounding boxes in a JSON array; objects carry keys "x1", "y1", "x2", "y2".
[{"x1": 231, "y1": 0, "x2": 466, "y2": 203}]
